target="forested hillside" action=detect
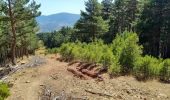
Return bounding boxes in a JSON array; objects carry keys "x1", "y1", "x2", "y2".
[{"x1": 36, "y1": 13, "x2": 80, "y2": 32}]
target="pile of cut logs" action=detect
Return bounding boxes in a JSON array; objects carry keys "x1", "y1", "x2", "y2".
[{"x1": 67, "y1": 61, "x2": 107, "y2": 80}]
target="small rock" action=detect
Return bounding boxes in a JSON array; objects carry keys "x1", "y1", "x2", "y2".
[
  {"x1": 32, "y1": 75, "x2": 37, "y2": 78},
  {"x1": 116, "y1": 95, "x2": 123, "y2": 99},
  {"x1": 21, "y1": 62, "x2": 25, "y2": 65},
  {"x1": 140, "y1": 96, "x2": 143, "y2": 99},
  {"x1": 126, "y1": 89, "x2": 132, "y2": 94},
  {"x1": 40, "y1": 84, "x2": 45, "y2": 86},
  {"x1": 158, "y1": 93, "x2": 167, "y2": 98},
  {"x1": 126, "y1": 90, "x2": 130, "y2": 94},
  {"x1": 53, "y1": 96, "x2": 60, "y2": 100},
  {"x1": 25, "y1": 81, "x2": 30, "y2": 83},
  {"x1": 143, "y1": 97, "x2": 147, "y2": 100}
]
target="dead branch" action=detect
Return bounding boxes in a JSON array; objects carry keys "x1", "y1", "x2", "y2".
[{"x1": 85, "y1": 89, "x2": 114, "y2": 98}]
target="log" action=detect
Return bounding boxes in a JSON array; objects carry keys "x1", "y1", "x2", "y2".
[
  {"x1": 77, "y1": 61, "x2": 85, "y2": 67},
  {"x1": 81, "y1": 69, "x2": 98, "y2": 78},
  {"x1": 98, "y1": 67, "x2": 108, "y2": 74},
  {"x1": 67, "y1": 68, "x2": 89, "y2": 80},
  {"x1": 87, "y1": 64, "x2": 97, "y2": 70},
  {"x1": 79, "y1": 63, "x2": 93, "y2": 71},
  {"x1": 81, "y1": 69, "x2": 104, "y2": 81},
  {"x1": 68, "y1": 60, "x2": 82, "y2": 66}
]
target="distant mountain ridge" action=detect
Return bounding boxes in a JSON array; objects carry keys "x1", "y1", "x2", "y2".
[{"x1": 36, "y1": 12, "x2": 80, "y2": 32}]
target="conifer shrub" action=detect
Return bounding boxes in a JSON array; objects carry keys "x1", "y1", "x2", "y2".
[
  {"x1": 100, "y1": 49, "x2": 114, "y2": 67},
  {"x1": 0, "y1": 82, "x2": 10, "y2": 100},
  {"x1": 100, "y1": 47, "x2": 121, "y2": 75},
  {"x1": 133, "y1": 56, "x2": 162, "y2": 80},
  {"x1": 108, "y1": 61, "x2": 121, "y2": 76},
  {"x1": 82, "y1": 40, "x2": 104, "y2": 63},
  {"x1": 111, "y1": 31, "x2": 142, "y2": 74},
  {"x1": 59, "y1": 40, "x2": 121, "y2": 76},
  {"x1": 160, "y1": 59, "x2": 170, "y2": 82},
  {"x1": 59, "y1": 43, "x2": 76, "y2": 61}
]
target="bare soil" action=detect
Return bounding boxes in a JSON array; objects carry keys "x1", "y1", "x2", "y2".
[{"x1": 5, "y1": 54, "x2": 170, "y2": 100}]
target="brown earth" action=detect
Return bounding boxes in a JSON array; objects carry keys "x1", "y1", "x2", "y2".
[{"x1": 5, "y1": 54, "x2": 170, "y2": 100}]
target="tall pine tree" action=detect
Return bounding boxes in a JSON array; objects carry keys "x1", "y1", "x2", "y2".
[
  {"x1": 101, "y1": 0, "x2": 114, "y2": 43},
  {"x1": 0, "y1": 0, "x2": 41, "y2": 65},
  {"x1": 111, "y1": 0, "x2": 138, "y2": 34},
  {"x1": 75, "y1": 0, "x2": 109, "y2": 42}
]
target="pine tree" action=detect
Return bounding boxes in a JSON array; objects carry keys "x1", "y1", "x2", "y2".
[
  {"x1": 112, "y1": 0, "x2": 126, "y2": 34},
  {"x1": 111, "y1": 0, "x2": 138, "y2": 34},
  {"x1": 0, "y1": 0, "x2": 41, "y2": 64},
  {"x1": 101, "y1": 0, "x2": 114, "y2": 20},
  {"x1": 101, "y1": 0, "x2": 114, "y2": 43},
  {"x1": 137, "y1": 0, "x2": 170, "y2": 58},
  {"x1": 125, "y1": 0, "x2": 138, "y2": 31},
  {"x1": 15, "y1": 0, "x2": 41, "y2": 57},
  {"x1": 75, "y1": 0, "x2": 109, "y2": 42}
]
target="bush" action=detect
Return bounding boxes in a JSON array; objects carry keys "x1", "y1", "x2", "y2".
[
  {"x1": 59, "y1": 40, "x2": 121, "y2": 76},
  {"x1": 47, "y1": 48, "x2": 60, "y2": 54},
  {"x1": 0, "y1": 82, "x2": 10, "y2": 100},
  {"x1": 160, "y1": 59, "x2": 170, "y2": 82},
  {"x1": 100, "y1": 49, "x2": 115, "y2": 67},
  {"x1": 111, "y1": 31, "x2": 142, "y2": 74},
  {"x1": 100, "y1": 48, "x2": 121, "y2": 75},
  {"x1": 59, "y1": 43, "x2": 75, "y2": 61},
  {"x1": 108, "y1": 63, "x2": 121, "y2": 76},
  {"x1": 133, "y1": 56, "x2": 162, "y2": 80}
]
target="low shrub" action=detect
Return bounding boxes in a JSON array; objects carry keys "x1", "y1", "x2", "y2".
[
  {"x1": 100, "y1": 48, "x2": 121, "y2": 76},
  {"x1": 133, "y1": 56, "x2": 162, "y2": 80},
  {"x1": 59, "y1": 43, "x2": 75, "y2": 61},
  {"x1": 108, "y1": 63, "x2": 121, "y2": 76},
  {"x1": 160, "y1": 59, "x2": 170, "y2": 82},
  {"x1": 111, "y1": 31, "x2": 142, "y2": 74},
  {"x1": 0, "y1": 82, "x2": 10, "y2": 100},
  {"x1": 47, "y1": 48, "x2": 60, "y2": 54}
]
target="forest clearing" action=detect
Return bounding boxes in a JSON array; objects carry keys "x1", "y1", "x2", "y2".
[{"x1": 1, "y1": 0, "x2": 170, "y2": 100}]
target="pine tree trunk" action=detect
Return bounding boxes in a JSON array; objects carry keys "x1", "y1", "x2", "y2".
[{"x1": 8, "y1": 0, "x2": 16, "y2": 65}]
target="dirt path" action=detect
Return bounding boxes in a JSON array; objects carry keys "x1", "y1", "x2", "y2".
[{"x1": 6, "y1": 54, "x2": 170, "y2": 100}]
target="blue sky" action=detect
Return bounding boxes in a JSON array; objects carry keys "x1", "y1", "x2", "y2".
[{"x1": 36, "y1": 0, "x2": 102, "y2": 15}]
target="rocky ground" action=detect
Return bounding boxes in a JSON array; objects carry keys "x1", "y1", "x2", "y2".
[{"x1": 1, "y1": 54, "x2": 170, "y2": 100}]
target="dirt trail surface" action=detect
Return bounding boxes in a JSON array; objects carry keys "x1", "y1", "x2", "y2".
[{"x1": 4, "y1": 54, "x2": 170, "y2": 100}]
